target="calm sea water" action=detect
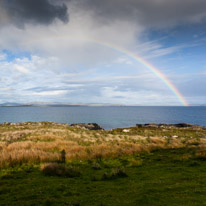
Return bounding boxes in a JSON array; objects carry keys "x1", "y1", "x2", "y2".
[{"x1": 0, "y1": 106, "x2": 206, "y2": 130}]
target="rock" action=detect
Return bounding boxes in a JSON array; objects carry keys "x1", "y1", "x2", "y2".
[
  {"x1": 123, "y1": 129, "x2": 130, "y2": 133},
  {"x1": 174, "y1": 123, "x2": 197, "y2": 128},
  {"x1": 172, "y1": 135, "x2": 178, "y2": 138},
  {"x1": 144, "y1": 123, "x2": 158, "y2": 128},
  {"x1": 136, "y1": 123, "x2": 200, "y2": 129},
  {"x1": 3, "y1": 122, "x2": 11, "y2": 126},
  {"x1": 136, "y1": 123, "x2": 157, "y2": 128},
  {"x1": 136, "y1": 123, "x2": 158, "y2": 128},
  {"x1": 70, "y1": 123, "x2": 104, "y2": 130},
  {"x1": 159, "y1": 123, "x2": 171, "y2": 128}
]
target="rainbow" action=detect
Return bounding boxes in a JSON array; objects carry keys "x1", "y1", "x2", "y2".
[
  {"x1": 28, "y1": 36, "x2": 189, "y2": 106},
  {"x1": 90, "y1": 40, "x2": 189, "y2": 106}
]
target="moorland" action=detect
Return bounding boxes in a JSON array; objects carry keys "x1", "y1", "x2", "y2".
[{"x1": 1, "y1": 122, "x2": 206, "y2": 206}]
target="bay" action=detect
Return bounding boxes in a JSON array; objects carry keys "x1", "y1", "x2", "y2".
[{"x1": 0, "y1": 106, "x2": 206, "y2": 130}]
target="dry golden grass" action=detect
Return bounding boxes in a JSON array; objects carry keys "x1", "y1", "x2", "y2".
[{"x1": 0, "y1": 122, "x2": 205, "y2": 168}]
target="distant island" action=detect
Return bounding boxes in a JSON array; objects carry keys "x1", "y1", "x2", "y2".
[
  {"x1": 0, "y1": 102, "x2": 205, "y2": 107},
  {"x1": 0, "y1": 102, "x2": 206, "y2": 107},
  {"x1": 0, "y1": 102, "x2": 127, "y2": 107}
]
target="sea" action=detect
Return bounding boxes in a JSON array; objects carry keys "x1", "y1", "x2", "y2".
[{"x1": 0, "y1": 106, "x2": 206, "y2": 130}]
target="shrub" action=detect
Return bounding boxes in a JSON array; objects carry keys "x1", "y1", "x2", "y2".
[
  {"x1": 41, "y1": 163, "x2": 80, "y2": 177},
  {"x1": 111, "y1": 167, "x2": 127, "y2": 178},
  {"x1": 101, "y1": 167, "x2": 127, "y2": 180},
  {"x1": 92, "y1": 162, "x2": 101, "y2": 170},
  {"x1": 127, "y1": 159, "x2": 143, "y2": 167},
  {"x1": 41, "y1": 163, "x2": 65, "y2": 176}
]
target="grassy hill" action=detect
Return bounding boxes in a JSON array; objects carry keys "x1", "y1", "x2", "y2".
[{"x1": 1, "y1": 122, "x2": 206, "y2": 205}]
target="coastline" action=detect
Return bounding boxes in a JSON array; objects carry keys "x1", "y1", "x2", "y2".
[{"x1": 0, "y1": 121, "x2": 205, "y2": 130}]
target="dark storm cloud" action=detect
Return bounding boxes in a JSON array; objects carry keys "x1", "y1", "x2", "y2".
[
  {"x1": 1, "y1": 0, "x2": 69, "y2": 27},
  {"x1": 75, "y1": 0, "x2": 206, "y2": 27},
  {"x1": 2, "y1": 0, "x2": 206, "y2": 28}
]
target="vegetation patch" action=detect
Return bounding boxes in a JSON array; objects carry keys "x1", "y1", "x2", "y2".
[
  {"x1": 1, "y1": 122, "x2": 206, "y2": 205},
  {"x1": 41, "y1": 163, "x2": 81, "y2": 177},
  {"x1": 102, "y1": 167, "x2": 127, "y2": 180},
  {"x1": 1, "y1": 121, "x2": 206, "y2": 169}
]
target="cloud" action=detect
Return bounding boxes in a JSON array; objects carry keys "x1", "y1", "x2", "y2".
[
  {"x1": 14, "y1": 65, "x2": 30, "y2": 74},
  {"x1": 98, "y1": 86, "x2": 180, "y2": 105},
  {"x1": 76, "y1": 0, "x2": 206, "y2": 28},
  {"x1": 0, "y1": 0, "x2": 202, "y2": 65},
  {"x1": 114, "y1": 57, "x2": 133, "y2": 65},
  {"x1": 1, "y1": 0, "x2": 206, "y2": 29},
  {"x1": 0, "y1": 0, "x2": 205, "y2": 105},
  {"x1": 0, "y1": 52, "x2": 6, "y2": 60},
  {"x1": 32, "y1": 90, "x2": 68, "y2": 96},
  {"x1": 0, "y1": 52, "x2": 185, "y2": 105},
  {"x1": 0, "y1": 0, "x2": 69, "y2": 27}
]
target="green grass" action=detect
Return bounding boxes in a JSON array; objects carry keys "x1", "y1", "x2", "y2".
[
  {"x1": 1, "y1": 148, "x2": 206, "y2": 206},
  {"x1": 111, "y1": 126, "x2": 206, "y2": 138},
  {"x1": 1, "y1": 122, "x2": 206, "y2": 205}
]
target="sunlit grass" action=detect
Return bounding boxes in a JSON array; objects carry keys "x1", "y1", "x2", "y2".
[{"x1": 0, "y1": 122, "x2": 205, "y2": 169}]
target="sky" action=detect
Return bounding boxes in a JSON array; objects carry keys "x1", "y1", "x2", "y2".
[{"x1": 0, "y1": 0, "x2": 206, "y2": 106}]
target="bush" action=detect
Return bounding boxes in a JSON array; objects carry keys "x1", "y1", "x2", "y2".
[
  {"x1": 127, "y1": 159, "x2": 143, "y2": 167},
  {"x1": 41, "y1": 163, "x2": 65, "y2": 176},
  {"x1": 111, "y1": 167, "x2": 128, "y2": 178},
  {"x1": 41, "y1": 163, "x2": 81, "y2": 177},
  {"x1": 92, "y1": 162, "x2": 101, "y2": 170},
  {"x1": 101, "y1": 167, "x2": 127, "y2": 180}
]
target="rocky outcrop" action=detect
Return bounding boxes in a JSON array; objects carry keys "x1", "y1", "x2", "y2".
[
  {"x1": 0, "y1": 121, "x2": 203, "y2": 130},
  {"x1": 70, "y1": 123, "x2": 104, "y2": 130},
  {"x1": 173, "y1": 123, "x2": 195, "y2": 128},
  {"x1": 0, "y1": 121, "x2": 104, "y2": 130},
  {"x1": 136, "y1": 123, "x2": 201, "y2": 129},
  {"x1": 1, "y1": 121, "x2": 69, "y2": 127}
]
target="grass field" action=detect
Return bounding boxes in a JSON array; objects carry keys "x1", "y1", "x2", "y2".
[{"x1": 1, "y1": 122, "x2": 206, "y2": 205}]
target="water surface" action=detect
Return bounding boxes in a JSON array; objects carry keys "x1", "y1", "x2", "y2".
[{"x1": 0, "y1": 106, "x2": 205, "y2": 130}]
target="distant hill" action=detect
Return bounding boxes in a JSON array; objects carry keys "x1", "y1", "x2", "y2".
[
  {"x1": 0, "y1": 102, "x2": 126, "y2": 107},
  {"x1": 0, "y1": 102, "x2": 21, "y2": 106},
  {"x1": 2, "y1": 102, "x2": 205, "y2": 107}
]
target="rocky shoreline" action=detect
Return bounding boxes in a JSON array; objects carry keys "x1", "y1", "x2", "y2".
[
  {"x1": 136, "y1": 122, "x2": 202, "y2": 128},
  {"x1": 0, "y1": 121, "x2": 204, "y2": 131}
]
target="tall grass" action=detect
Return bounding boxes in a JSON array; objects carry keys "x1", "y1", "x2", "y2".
[{"x1": 0, "y1": 122, "x2": 205, "y2": 169}]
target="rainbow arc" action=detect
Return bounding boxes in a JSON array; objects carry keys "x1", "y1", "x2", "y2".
[
  {"x1": 91, "y1": 40, "x2": 189, "y2": 106},
  {"x1": 28, "y1": 36, "x2": 189, "y2": 106}
]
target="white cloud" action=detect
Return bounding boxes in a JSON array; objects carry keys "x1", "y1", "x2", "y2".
[
  {"x1": 114, "y1": 57, "x2": 133, "y2": 65},
  {"x1": 14, "y1": 65, "x2": 30, "y2": 74},
  {"x1": 0, "y1": 88, "x2": 12, "y2": 91},
  {"x1": 32, "y1": 90, "x2": 68, "y2": 96},
  {"x1": 0, "y1": 52, "x2": 6, "y2": 61},
  {"x1": 100, "y1": 86, "x2": 181, "y2": 105}
]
